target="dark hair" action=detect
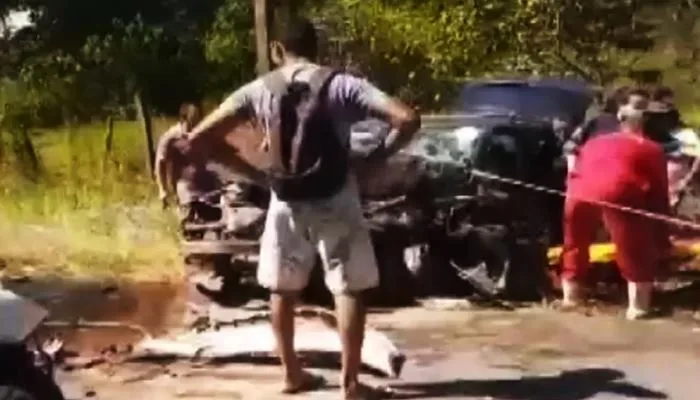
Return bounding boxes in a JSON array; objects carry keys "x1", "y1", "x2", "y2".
[
  {"x1": 272, "y1": 17, "x2": 318, "y2": 60},
  {"x1": 600, "y1": 86, "x2": 625, "y2": 113},
  {"x1": 598, "y1": 86, "x2": 631, "y2": 113},
  {"x1": 652, "y1": 86, "x2": 674, "y2": 102}
]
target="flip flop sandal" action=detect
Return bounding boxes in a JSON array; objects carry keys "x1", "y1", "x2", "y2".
[{"x1": 281, "y1": 373, "x2": 327, "y2": 395}]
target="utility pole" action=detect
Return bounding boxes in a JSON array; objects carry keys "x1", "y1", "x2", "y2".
[
  {"x1": 253, "y1": 0, "x2": 300, "y2": 75},
  {"x1": 253, "y1": 0, "x2": 271, "y2": 75}
]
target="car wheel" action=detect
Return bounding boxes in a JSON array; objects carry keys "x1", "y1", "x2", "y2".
[
  {"x1": 368, "y1": 230, "x2": 416, "y2": 306},
  {"x1": 0, "y1": 386, "x2": 36, "y2": 400}
]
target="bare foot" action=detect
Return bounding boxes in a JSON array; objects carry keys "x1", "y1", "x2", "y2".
[{"x1": 281, "y1": 371, "x2": 326, "y2": 395}]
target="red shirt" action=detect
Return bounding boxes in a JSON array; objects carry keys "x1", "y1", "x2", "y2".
[{"x1": 568, "y1": 131, "x2": 669, "y2": 214}]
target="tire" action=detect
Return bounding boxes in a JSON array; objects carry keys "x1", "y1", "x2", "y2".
[
  {"x1": 0, "y1": 345, "x2": 65, "y2": 400},
  {"x1": 0, "y1": 371, "x2": 64, "y2": 400},
  {"x1": 367, "y1": 229, "x2": 416, "y2": 306},
  {"x1": 0, "y1": 386, "x2": 36, "y2": 400}
]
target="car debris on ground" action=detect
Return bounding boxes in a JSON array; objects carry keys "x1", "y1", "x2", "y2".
[{"x1": 133, "y1": 307, "x2": 406, "y2": 380}]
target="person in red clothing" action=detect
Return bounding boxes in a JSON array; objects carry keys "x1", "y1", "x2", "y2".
[{"x1": 561, "y1": 88, "x2": 671, "y2": 320}]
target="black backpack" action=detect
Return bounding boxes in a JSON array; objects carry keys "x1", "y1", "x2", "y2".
[{"x1": 263, "y1": 66, "x2": 349, "y2": 201}]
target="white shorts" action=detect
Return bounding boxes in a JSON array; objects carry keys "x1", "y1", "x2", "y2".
[{"x1": 256, "y1": 177, "x2": 380, "y2": 295}]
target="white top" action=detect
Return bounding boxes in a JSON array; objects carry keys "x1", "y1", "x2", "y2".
[{"x1": 672, "y1": 128, "x2": 700, "y2": 158}]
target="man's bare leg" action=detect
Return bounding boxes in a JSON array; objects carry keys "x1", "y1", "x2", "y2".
[
  {"x1": 335, "y1": 292, "x2": 366, "y2": 399},
  {"x1": 270, "y1": 292, "x2": 305, "y2": 390}
]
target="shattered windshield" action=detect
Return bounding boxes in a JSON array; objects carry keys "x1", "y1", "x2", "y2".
[
  {"x1": 351, "y1": 118, "x2": 483, "y2": 165},
  {"x1": 403, "y1": 126, "x2": 482, "y2": 165}
]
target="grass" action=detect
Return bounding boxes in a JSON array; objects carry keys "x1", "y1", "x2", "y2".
[
  {"x1": 0, "y1": 117, "x2": 185, "y2": 282},
  {"x1": 683, "y1": 107, "x2": 700, "y2": 128}
]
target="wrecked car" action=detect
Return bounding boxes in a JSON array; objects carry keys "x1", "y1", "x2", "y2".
[
  {"x1": 181, "y1": 79, "x2": 594, "y2": 304},
  {"x1": 0, "y1": 289, "x2": 66, "y2": 400}
]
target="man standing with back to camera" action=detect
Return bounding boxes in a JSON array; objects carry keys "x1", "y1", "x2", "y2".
[{"x1": 186, "y1": 17, "x2": 420, "y2": 399}]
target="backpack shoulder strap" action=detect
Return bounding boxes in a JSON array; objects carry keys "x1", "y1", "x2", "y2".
[
  {"x1": 307, "y1": 66, "x2": 341, "y2": 97},
  {"x1": 261, "y1": 69, "x2": 288, "y2": 173}
]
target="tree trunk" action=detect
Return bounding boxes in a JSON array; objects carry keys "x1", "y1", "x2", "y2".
[
  {"x1": 253, "y1": 0, "x2": 272, "y2": 75},
  {"x1": 134, "y1": 91, "x2": 155, "y2": 177}
]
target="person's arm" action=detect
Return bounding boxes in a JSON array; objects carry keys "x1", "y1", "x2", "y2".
[
  {"x1": 154, "y1": 132, "x2": 175, "y2": 207},
  {"x1": 333, "y1": 75, "x2": 421, "y2": 159},
  {"x1": 186, "y1": 82, "x2": 255, "y2": 142},
  {"x1": 184, "y1": 82, "x2": 269, "y2": 185},
  {"x1": 677, "y1": 157, "x2": 700, "y2": 194},
  {"x1": 155, "y1": 157, "x2": 169, "y2": 198},
  {"x1": 566, "y1": 126, "x2": 585, "y2": 155},
  {"x1": 672, "y1": 129, "x2": 700, "y2": 198}
]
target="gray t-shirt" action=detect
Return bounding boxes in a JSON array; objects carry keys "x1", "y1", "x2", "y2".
[{"x1": 218, "y1": 63, "x2": 392, "y2": 150}]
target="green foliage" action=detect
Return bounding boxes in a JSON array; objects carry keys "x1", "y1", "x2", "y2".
[
  {"x1": 1, "y1": 0, "x2": 224, "y2": 124},
  {"x1": 2, "y1": 0, "x2": 700, "y2": 278},
  {"x1": 310, "y1": 0, "x2": 516, "y2": 107},
  {"x1": 2, "y1": 0, "x2": 695, "y2": 116},
  {"x1": 0, "y1": 119, "x2": 182, "y2": 279},
  {"x1": 203, "y1": 0, "x2": 256, "y2": 99},
  {"x1": 509, "y1": 0, "x2": 662, "y2": 84},
  {"x1": 639, "y1": 0, "x2": 700, "y2": 105}
]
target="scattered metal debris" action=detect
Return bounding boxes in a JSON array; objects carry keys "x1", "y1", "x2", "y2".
[
  {"x1": 420, "y1": 298, "x2": 474, "y2": 311},
  {"x1": 41, "y1": 320, "x2": 151, "y2": 339},
  {"x1": 132, "y1": 307, "x2": 406, "y2": 379}
]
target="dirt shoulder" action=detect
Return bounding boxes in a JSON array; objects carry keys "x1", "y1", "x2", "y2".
[{"x1": 54, "y1": 305, "x2": 700, "y2": 400}]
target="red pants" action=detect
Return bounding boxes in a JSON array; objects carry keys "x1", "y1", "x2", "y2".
[{"x1": 562, "y1": 197, "x2": 661, "y2": 283}]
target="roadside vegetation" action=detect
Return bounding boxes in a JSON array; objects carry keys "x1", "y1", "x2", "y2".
[
  {"x1": 0, "y1": 119, "x2": 182, "y2": 280},
  {"x1": 1, "y1": 0, "x2": 700, "y2": 281}
]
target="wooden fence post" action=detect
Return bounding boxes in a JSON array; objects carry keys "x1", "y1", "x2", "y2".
[
  {"x1": 102, "y1": 116, "x2": 115, "y2": 175},
  {"x1": 134, "y1": 91, "x2": 155, "y2": 178}
]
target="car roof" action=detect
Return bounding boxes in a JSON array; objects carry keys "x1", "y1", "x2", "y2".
[
  {"x1": 463, "y1": 78, "x2": 593, "y2": 96},
  {"x1": 454, "y1": 78, "x2": 594, "y2": 124}
]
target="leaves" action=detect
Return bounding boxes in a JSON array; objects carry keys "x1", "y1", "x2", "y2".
[
  {"x1": 0, "y1": 0, "x2": 694, "y2": 121},
  {"x1": 202, "y1": 0, "x2": 256, "y2": 93}
]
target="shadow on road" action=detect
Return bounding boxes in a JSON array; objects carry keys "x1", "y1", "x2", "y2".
[{"x1": 390, "y1": 368, "x2": 668, "y2": 400}]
